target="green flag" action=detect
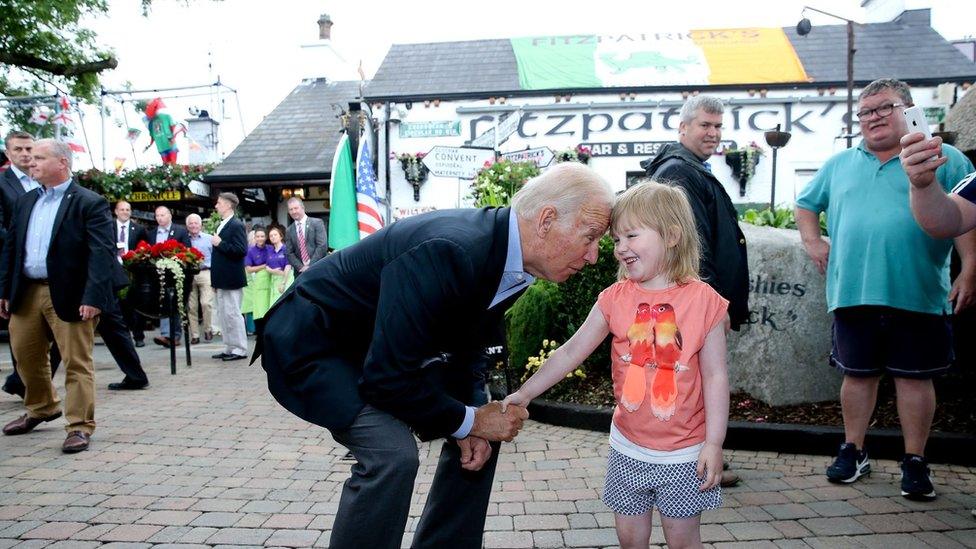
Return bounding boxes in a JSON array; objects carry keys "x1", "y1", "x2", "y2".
[{"x1": 328, "y1": 132, "x2": 358, "y2": 250}]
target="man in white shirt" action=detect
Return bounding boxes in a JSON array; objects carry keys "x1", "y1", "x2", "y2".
[{"x1": 114, "y1": 200, "x2": 148, "y2": 346}]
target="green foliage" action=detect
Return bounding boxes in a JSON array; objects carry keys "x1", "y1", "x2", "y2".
[
  {"x1": 740, "y1": 207, "x2": 828, "y2": 235},
  {"x1": 202, "y1": 210, "x2": 223, "y2": 234},
  {"x1": 470, "y1": 159, "x2": 539, "y2": 208},
  {"x1": 505, "y1": 236, "x2": 618, "y2": 398},
  {"x1": 74, "y1": 163, "x2": 213, "y2": 200},
  {"x1": 0, "y1": 0, "x2": 115, "y2": 101},
  {"x1": 505, "y1": 280, "x2": 562, "y2": 377}
]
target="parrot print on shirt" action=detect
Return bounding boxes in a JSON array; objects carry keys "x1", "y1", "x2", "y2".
[{"x1": 619, "y1": 302, "x2": 684, "y2": 420}]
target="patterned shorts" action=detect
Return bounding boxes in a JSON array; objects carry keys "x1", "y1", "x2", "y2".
[{"x1": 602, "y1": 447, "x2": 722, "y2": 518}]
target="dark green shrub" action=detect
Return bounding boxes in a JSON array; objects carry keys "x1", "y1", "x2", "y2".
[{"x1": 505, "y1": 280, "x2": 562, "y2": 375}]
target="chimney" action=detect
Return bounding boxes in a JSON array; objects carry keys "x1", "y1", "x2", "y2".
[{"x1": 318, "y1": 13, "x2": 333, "y2": 40}]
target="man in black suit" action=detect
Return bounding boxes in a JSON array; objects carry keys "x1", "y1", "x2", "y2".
[
  {"x1": 284, "y1": 197, "x2": 328, "y2": 275},
  {"x1": 114, "y1": 200, "x2": 149, "y2": 346},
  {"x1": 0, "y1": 139, "x2": 116, "y2": 453},
  {"x1": 258, "y1": 162, "x2": 613, "y2": 548},
  {"x1": 1, "y1": 131, "x2": 58, "y2": 398},
  {"x1": 209, "y1": 192, "x2": 248, "y2": 361},
  {"x1": 149, "y1": 205, "x2": 190, "y2": 346}
]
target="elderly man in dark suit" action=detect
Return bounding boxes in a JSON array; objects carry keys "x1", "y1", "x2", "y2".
[
  {"x1": 258, "y1": 162, "x2": 613, "y2": 549},
  {"x1": 0, "y1": 139, "x2": 116, "y2": 453},
  {"x1": 284, "y1": 197, "x2": 327, "y2": 275},
  {"x1": 209, "y1": 192, "x2": 248, "y2": 361},
  {"x1": 149, "y1": 205, "x2": 190, "y2": 347}
]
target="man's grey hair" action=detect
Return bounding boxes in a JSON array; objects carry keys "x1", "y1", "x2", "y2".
[
  {"x1": 287, "y1": 196, "x2": 305, "y2": 207},
  {"x1": 859, "y1": 78, "x2": 913, "y2": 105},
  {"x1": 155, "y1": 205, "x2": 171, "y2": 215},
  {"x1": 185, "y1": 213, "x2": 202, "y2": 224},
  {"x1": 680, "y1": 95, "x2": 724, "y2": 125},
  {"x1": 511, "y1": 162, "x2": 612, "y2": 225},
  {"x1": 34, "y1": 138, "x2": 73, "y2": 169},
  {"x1": 4, "y1": 131, "x2": 32, "y2": 148}
]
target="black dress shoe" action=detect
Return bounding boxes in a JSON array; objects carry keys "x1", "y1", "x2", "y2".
[
  {"x1": 204, "y1": 331, "x2": 213, "y2": 341},
  {"x1": 222, "y1": 353, "x2": 248, "y2": 361},
  {"x1": 1, "y1": 381, "x2": 25, "y2": 398},
  {"x1": 108, "y1": 380, "x2": 149, "y2": 390},
  {"x1": 153, "y1": 336, "x2": 171, "y2": 347},
  {"x1": 190, "y1": 337, "x2": 200, "y2": 344},
  {"x1": 211, "y1": 352, "x2": 232, "y2": 359},
  {"x1": 134, "y1": 340, "x2": 146, "y2": 348}
]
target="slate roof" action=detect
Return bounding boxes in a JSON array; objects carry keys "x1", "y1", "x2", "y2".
[
  {"x1": 365, "y1": 9, "x2": 976, "y2": 101},
  {"x1": 206, "y1": 79, "x2": 361, "y2": 183},
  {"x1": 947, "y1": 89, "x2": 976, "y2": 153}
]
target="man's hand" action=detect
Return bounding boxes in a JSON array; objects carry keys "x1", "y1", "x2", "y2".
[
  {"x1": 0, "y1": 299, "x2": 9, "y2": 320},
  {"x1": 950, "y1": 266, "x2": 976, "y2": 314},
  {"x1": 210, "y1": 234, "x2": 222, "y2": 247},
  {"x1": 79, "y1": 305, "x2": 100, "y2": 321},
  {"x1": 470, "y1": 401, "x2": 528, "y2": 442},
  {"x1": 900, "y1": 132, "x2": 949, "y2": 189},
  {"x1": 801, "y1": 238, "x2": 830, "y2": 275},
  {"x1": 457, "y1": 436, "x2": 492, "y2": 471}
]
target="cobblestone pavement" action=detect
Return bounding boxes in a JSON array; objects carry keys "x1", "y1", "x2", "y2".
[{"x1": 1, "y1": 339, "x2": 975, "y2": 548}]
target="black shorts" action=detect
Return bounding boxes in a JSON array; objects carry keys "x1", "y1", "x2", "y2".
[{"x1": 830, "y1": 305, "x2": 953, "y2": 380}]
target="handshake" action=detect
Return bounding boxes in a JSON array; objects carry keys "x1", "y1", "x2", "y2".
[
  {"x1": 470, "y1": 400, "x2": 530, "y2": 442},
  {"x1": 458, "y1": 398, "x2": 530, "y2": 472}
]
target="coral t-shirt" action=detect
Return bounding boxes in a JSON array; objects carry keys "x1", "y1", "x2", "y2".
[{"x1": 597, "y1": 279, "x2": 728, "y2": 451}]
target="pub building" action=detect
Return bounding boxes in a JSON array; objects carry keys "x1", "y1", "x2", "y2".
[
  {"x1": 205, "y1": 7, "x2": 975, "y2": 228},
  {"x1": 363, "y1": 7, "x2": 975, "y2": 222}
]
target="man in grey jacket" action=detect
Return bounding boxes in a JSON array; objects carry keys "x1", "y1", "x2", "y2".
[{"x1": 285, "y1": 197, "x2": 327, "y2": 275}]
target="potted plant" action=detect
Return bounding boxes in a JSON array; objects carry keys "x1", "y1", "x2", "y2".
[
  {"x1": 554, "y1": 144, "x2": 592, "y2": 164},
  {"x1": 470, "y1": 159, "x2": 540, "y2": 208},
  {"x1": 722, "y1": 142, "x2": 764, "y2": 197},
  {"x1": 122, "y1": 239, "x2": 204, "y2": 320}
]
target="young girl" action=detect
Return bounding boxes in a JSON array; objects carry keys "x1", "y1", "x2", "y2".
[{"x1": 503, "y1": 181, "x2": 730, "y2": 549}]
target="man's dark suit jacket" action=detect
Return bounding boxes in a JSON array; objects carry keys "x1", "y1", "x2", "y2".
[
  {"x1": 259, "y1": 207, "x2": 520, "y2": 441},
  {"x1": 1, "y1": 167, "x2": 30, "y2": 236},
  {"x1": 210, "y1": 216, "x2": 247, "y2": 290},
  {"x1": 0, "y1": 181, "x2": 116, "y2": 321},
  {"x1": 149, "y1": 223, "x2": 191, "y2": 247},
  {"x1": 118, "y1": 219, "x2": 149, "y2": 251},
  {"x1": 285, "y1": 216, "x2": 328, "y2": 272}
]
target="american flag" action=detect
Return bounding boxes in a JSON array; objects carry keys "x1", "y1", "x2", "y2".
[{"x1": 356, "y1": 130, "x2": 383, "y2": 238}]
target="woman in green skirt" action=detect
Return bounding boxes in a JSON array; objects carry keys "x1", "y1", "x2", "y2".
[
  {"x1": 243, "y1": 226, "x2": 272, "y2": 321},
  {"x1": 265, "y1": 226, "x2": 294, "y2": 305}
]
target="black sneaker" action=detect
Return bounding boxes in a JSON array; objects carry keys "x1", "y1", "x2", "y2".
[
  {"x1": 901, "y1": 454, "x2": 936, "y2": 501},
  {"x1": 826, "y1": 442, "x2": 870, "y2": 484}
]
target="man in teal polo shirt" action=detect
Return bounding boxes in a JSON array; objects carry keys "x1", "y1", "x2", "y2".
[{"x1": 796, "y1": 78, "x2": 976, "y2": 502}]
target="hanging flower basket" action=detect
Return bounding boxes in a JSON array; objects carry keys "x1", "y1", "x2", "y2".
[
  {"x1": 554, "y1": 144, "x2": 592, "y2": 165},
  {"x1": 122, "y1": 240, "x2": 203, "y2": 319},
  {"x1": 723, "y1": 142, "x2": 764, "y2": 197},
  {"x1": 397, "y1": 152, "x2": 430, "y2": 201}
]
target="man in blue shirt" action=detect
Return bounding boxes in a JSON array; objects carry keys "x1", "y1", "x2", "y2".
[
  {"x1": 185, "y1": 213, "x2": 215, "y2": 344},
  {"x1": 796, "y1": 78, "x2": 976, "y2": 501},
  {"x1": 0, "y1": 139, "x2": 116, "y2": 453}
]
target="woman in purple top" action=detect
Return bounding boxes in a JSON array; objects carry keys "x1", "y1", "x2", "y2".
[
  {"x1": 243, "y1": 227, "x2": 271, "y2": 320},
  {"x1": 266, "y1": 226, "x2": 293, "y2": 303}
]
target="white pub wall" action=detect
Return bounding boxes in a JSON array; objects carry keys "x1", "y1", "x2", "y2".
[{"x1": 382, "y1": 86, "x2": 943, "y2": 220}]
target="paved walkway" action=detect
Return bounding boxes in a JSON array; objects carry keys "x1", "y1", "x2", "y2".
[{"x1": 0, "y1": 339, "x2": 975, "y2": 549}]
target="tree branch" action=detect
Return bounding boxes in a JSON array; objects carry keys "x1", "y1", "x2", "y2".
[{"x1": 0, "y1": 51, "x2": 117, "y2": 77}]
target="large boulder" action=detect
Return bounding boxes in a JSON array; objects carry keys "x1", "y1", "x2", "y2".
[{"x1": 727, "y1": 223, "x2": 842, "y2": 405}]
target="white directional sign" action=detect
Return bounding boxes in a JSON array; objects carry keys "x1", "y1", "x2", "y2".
[
  {"x1": 422, "y1": 146, "x2": 496, "y2": 179},
  {"x1": 469, "y1": 110, "x2": 522, "y2": 148},
  {"x1": 501, "y1": 147, "x2": 554, "y2": 168}
]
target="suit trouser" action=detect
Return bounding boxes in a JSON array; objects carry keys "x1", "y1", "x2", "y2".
[
  {"x1": 118, "y1": 291, "x2": 144, "y2": 342},
  {"x1": 9, "y1": 282, "x2": 96, "y2": 434},
  {"x1": 187, "y1": 270, "x2": 214, "y2": 340},
  {"x1": 327, "y1": 406, "x2": 498, "y2": 549},
  {"x1": 7, "y1": 296, "x2": 146, "y2": 387},
  {"x1": 215, "y1": 288, "x2": 247, "y2": 356}
]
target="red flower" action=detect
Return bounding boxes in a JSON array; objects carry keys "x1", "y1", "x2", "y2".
[{"x1": 121, "y1": 251, "x2": 136, "y2": 261}]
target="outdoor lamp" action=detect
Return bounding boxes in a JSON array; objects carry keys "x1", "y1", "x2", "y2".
[{"x1": 796, "y1": 6, "x2": 857, "y2": 148}]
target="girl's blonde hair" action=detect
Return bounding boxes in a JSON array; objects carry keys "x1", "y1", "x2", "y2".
[{"x1": 611, "y1": 180, "x2": 701, "y2": 283}]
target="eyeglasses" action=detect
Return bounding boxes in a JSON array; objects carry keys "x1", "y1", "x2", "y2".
[{"x1": 855, "y1": 103, "x2": 907, "y2": 120}]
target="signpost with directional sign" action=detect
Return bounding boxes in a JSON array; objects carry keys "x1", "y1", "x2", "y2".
[
  {"x1": 469, "y1": 110, "x2": 522, "y2": 148},
  {"x1": 422, "y1": 146, "x2": 496, "y2": 180},
  {"x1": 501, "y1": 147, "x2": 554, "y2": 168}
]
